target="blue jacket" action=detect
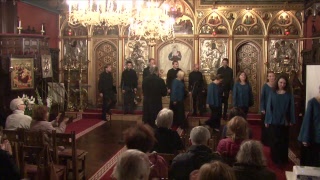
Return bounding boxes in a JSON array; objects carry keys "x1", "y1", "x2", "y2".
[
  {"x1": 265, "y1": 91, "x2": 295, "y2": 125},
  {"x1": 260, "y1": 83, "x2": 273, "y2": 112},
  {"x1": 207, "y1": 83, "x2": 222, "y2": 107},
  {"x1": 170, "y1": 79, "x2": 185, "y2": 102},
  {"x1": 232, "y1": 82, "x2": 254, "y2": 107},
  {"x1": 298, "y1": 98, "x2": 320, "y2": 143}
]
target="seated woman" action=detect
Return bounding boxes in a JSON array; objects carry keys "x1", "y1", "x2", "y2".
[
  {"x1": 112, "y1": 149, "x2": 150, "y2": 180},
  {"x1": 217, "y1": 116, "x2": 249, "y2": 165},
  {"x1": 190, "y1": 161, "x2": 236, "y2": 180},
  {"x1": 124, "y1": 124, "x2": 168, "y2": 179},
  {"x1": 233, "y1": 140, "x2": 276, "y2": 180},
  {"x1": 30, "y1": 105, "x2": 68, "y2": 133},
  {"x1": 153, "y1": 108, "x2": 184, "y2": 154}
]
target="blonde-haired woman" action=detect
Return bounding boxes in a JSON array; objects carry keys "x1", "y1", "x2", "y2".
[
  {"x1": 170, "y1": 70, "x2": 187, "y2": 128},
  {"x1": 217, "y1": 116, "x2": 249, "y2": 165}
]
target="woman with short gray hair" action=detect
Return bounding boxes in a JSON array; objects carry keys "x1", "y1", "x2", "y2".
[
  {"x1": 153, "y1": 108, "x2": 184, "y2": 154},
  {"x1": 112, "y1": 149, "x2": 151, "y2": 180},
  {"x1": 233, "y1": 140, "x2": 276, "y2": 180}
]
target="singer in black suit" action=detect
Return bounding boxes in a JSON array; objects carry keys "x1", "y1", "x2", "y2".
[{"x1": 98, "y1": 64, "x2": 116, "y2": 121}]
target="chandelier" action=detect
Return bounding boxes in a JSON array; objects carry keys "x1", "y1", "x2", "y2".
[
  {"x1": 128, "y1": 0, "x2": 175, "y2": 46},
  {"x1": 67, "y1": 0, "x2": 133, "y2": 27}
]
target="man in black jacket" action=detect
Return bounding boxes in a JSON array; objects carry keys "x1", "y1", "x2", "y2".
[
  {"x1": 170, "y1": 126, "x2": 222, "y2": 180},
  {"x1": 166, "y1": 60, "x2": 181, "y2": 93},
  {"x1": 142, "y1": 66, "x2": 167, "y2": 127},
  {"x1": 98, "y1": 64, "x2": 116, "y2": 121},
  {"x1": 142, "y1": 58, "x2": 156, "y2": 80},
  {"x1": 189, "y1": 64, "x2": 205, "y2": 116},
  {"x1": 217, "y1": 58, "x2": 233, "y2": 120},
  {"x1": 121, "y1": 61, "x2": 138, "y2": 114}
]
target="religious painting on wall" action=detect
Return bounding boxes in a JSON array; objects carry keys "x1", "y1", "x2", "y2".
[
  {"x1": 10, "y1": 58, "x2": 34, "y2": 90},
  {"x1": 158, "y1": 42, "x2": 192, "y2": 74},
  {"x1": 174, "y1": 16, "x2": 194, "y2": 34},
  {"x1": 124, "y1": 40, "x2": 149, "y2": 72},
  {"x1": 199, "y1": 38, "x2": 228, "y2": 73},
  {"x1": 41, "y1": 55, "x2": 53, "y2": 78},
  {"x1": 268, "y1": 39, "x2": 299, "y2": 73}
]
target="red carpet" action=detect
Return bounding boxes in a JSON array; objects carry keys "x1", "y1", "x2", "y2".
[
  {"x1": 65, "y1": 119, "x2": 104, "y2": 135},
  {"x1": 250, "y1": 124, "x2": 295, "y2": 180}
]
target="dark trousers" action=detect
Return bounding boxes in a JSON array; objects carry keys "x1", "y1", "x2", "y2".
[
  {"x1": 192, "y1": 92, "x2": 206, "y2": 114},
  {"x1": 123, "y1": 90, "x2": 135, "y2": 114},
  {"x1": 269, "y1": 125, "x2": 289, "y2": 164},
  {"x1": 102, "y1": 92, "x2": 116, "y2": 120},
  {"x1": 300, "y1": 143, "x2": 320, "y2": 167},
  {"x1": 206, "y1": 106, "x2": 222, "y2": 129},
  {"x1": 239, "y1": 106, "x2": 249, "y2": 118},
  {"x1": 222, "y1": 89, "x2": 230, "y2": 116},
  {"x1": 260, "y1": 114, "x2": 270, "y2": 146},
  {"x1": 143, "y1": 99, "x2": 162, "y2": 128},
  {"x1": 170, "y1": 101, "x2": 186, "y2": 128}
]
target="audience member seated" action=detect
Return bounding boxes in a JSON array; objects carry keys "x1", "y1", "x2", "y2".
[
  {"x1": 153, "y1": 108, "x2": 184, "y2": 154},
  {"x1": 0, "y1": 149, "x2": 20, "y2": 180},
  {"x1": 221, "y1": 107, "x2": 254, "y2": 139},
  {"x1": 233, "y1": 140, "x2": 276, "y2": 180},
  {"x1": 217, "y1": 116, "x2": 248, "y2": 165},
  {"x1": 30, "y1": 105, "x2": 68, "y2": 133},
  {"x1": 170, "y1": 126, "x2": 222, "y2": 180},
  {"x1": 111, "y1": 149, "x2": 150, "y2": 180},
  {"x1": 190, "y1": 161, "x2": 236, "y2": 180},
  {"x1": 5, "y1": 98, "x2": 32, "y2": 130},
  {"x1": 124, "y1": 124, "x2": 168, "y2": 179}
]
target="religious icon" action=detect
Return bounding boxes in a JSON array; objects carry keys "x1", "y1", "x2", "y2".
[
  {"x1": 227, "y1": 12, "x2": 235, "y2": 20},
  {"x1": 243, "y1": 15, "x2": 254, "y2": 25},
  {"x1": 41, "y1": 55, "x2": 53, "y2": 78},
  {"x1": 168, "y1": 45, "x2": 182, "y2": 61},
  {"x1": 262, "y1": 12, "x2": 270, "y2": 21},
  {"x1": 10, "y1": 58, "x2": 34, "y2": 90},
  {"x1": 208, "y1": 15, "x2": 221, "y2": 25}
]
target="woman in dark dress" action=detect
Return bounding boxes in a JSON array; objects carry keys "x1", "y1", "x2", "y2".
[
  {"x1": 265, "y1": 74, "x2": 295, "y2": 166},
  {"x1": 260, "y1": 71, "x2": 276, "y2": 146},
  {"x1": 170, "y1": 70, "x2": 186, "y2": 128},
  {"x1": 232, "y1": 71, "x2": 254, "y2": 117}
]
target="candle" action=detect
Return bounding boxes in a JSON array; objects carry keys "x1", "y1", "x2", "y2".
[
  {"x1": 19, "y1": 20, "x2": 21, "y2": 27},
  {"x1": 41, "y1": 24, "x2": 44, "y2": 31}
]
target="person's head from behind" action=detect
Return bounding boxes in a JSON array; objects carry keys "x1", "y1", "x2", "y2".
[
  {"x1": 124, "y1": 124, "x2": 156, "y2": 153},
  {"x1": 228, "y1": 107, "x2": 246, "y2": 120},
  {"x1": 236, "y1": 140, "x2": 266, "y2": 166},
  {"x1": 197, "y1": 161, "x2": 236, "y2": 180},
  {"x1": 112, "y1": 149, "x2": 151, "y2": 180},
  {"x1": 211, "y1": 74, "x2": 223, "y2": 84},
  {"x1": 10, "y1": 98, "x2": 26, "y2": 112},
  {"x1": 190, "y1": 126, "x2": 211, "y2": 145},
  {"x1": 172, "y1": 60, "x2": 179, "y2": 69},
  {"x1": 149, "y1": 66, "x2": 159, "y2": 76},
  {"x1": 177, "y1": 70, "x2": 185, "y2": 81},
  {"x1": 155, "y1": 108, "x2": 173, "y2": 129},
  {"x1": 226, "y1": 116, "x2": 248, "y2": 141},
  {"x1": 32, "y1": 105, "x2": 49, "y2": 121}
]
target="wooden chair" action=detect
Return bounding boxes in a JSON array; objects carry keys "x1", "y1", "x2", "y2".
[
  {"x1": 55, "y1": 131, "x2": 87, "y2": 180},
  {"x1": 2, "y1": 129, "x2": 23, "y2": 169},
  {"x1": 208, "y1": 135, "x2": 219, "y2": 152},
  {"x1": 19, "y1": 144, "x2": 66, "y2": 180}
]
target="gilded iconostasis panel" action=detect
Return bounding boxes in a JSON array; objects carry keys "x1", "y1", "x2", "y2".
[
  {"x1": 268, "y1": 39, "x2": 299, "y2": 74},
  {"x1": 124, "y1": 40, "x2": 149, "y2": 72},
  {"x1": 199, "y1": 38, "x2": 228, "y2": 74},
  {"x1": 158, "y1": 41, "x2": 193, "y2": 75}
]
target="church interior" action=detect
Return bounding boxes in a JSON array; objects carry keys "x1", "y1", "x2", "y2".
[{"x1": 1, "y1": 0, "x2": 320, "y2": 179}]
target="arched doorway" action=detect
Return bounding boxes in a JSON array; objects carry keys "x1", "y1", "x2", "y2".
[
  {"x1": 95, "y1": 42, "x2": 118, "y2": 107},
  {"x1": 236, "y1": 42, "x2": 260, "y2": 113}
]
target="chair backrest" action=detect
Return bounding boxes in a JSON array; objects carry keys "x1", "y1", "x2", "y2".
[
  {"x1": 208, "y1": 135, "x2": 219, "y2": 151},
  {"x1": 157, "y1": 153, "x2": 176, "y2": 167},
  {"x1": 55, "y1": 131, "x2": 78, "y2": 179},
  {"x1": 23, "y1": 130, "x2": 46, "y2": 146},
  {"x1": 3, "y1": 129, "x2": 23, "y2": 143}
]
